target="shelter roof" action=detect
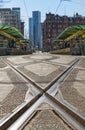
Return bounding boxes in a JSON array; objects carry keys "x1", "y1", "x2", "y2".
[
  {"x1": 0, "y1": 26, "x2": 24, "y2": 39},
  {"x1": 56, "y1": 25, "x2": 85, "y2": 41}
]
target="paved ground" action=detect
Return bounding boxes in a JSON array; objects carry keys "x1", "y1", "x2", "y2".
[
  {"x1": 55, "y1": 56, "x2": 85, "y2": 115},
  {"x1": 0, "y1": 52, "x2": 85, "y2": 129},
  {"x1": 58, "y1": 68, "x2": 85, "y2": 114},
  {"x1": 23, "y1": 110, "x2": 73, "y2": 130}
]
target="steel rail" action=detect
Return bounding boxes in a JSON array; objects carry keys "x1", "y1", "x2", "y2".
[
  {"x1": 1, "y1": 57, "x2": 85, "y2": 130},
  {"x1": 46, "y1": 93, "x2": 85, "y2": 129},
  {"x1": 8, "y1": 93, "x2": 85, "y2": 130},
  {"x1": 0, "y1": 59, "x2": 43, "y2": 130},
  {"x1": 44, "y1": 58, "x2": 79, "y2": 92},
  {"x1": 4, "y1": 59, "x2": 44, "y2": 93},
  {"x1": 5, "y1": 57, "x2": 79, "y2": 93},
  {"x1": 0, "y1": 94, "x2": 42, "y2": 130}
]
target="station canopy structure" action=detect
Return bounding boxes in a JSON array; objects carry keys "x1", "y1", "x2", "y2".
[
  {"x1": 55, "y1": 25, "x2": 85, "y2": 42},
  {"x1": 0, "y1": 26, "x2": 24, "y2": 40},
  {"x1": 20, "y1": 39, "x2": 29, "y2": 44}
]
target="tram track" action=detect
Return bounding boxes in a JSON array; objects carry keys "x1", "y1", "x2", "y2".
[
  {"x1": 0, "y1": 57, "x2": 85, "y2": 130},
  {"x1": 7, "y1": 93, "x2": 85, "y2": 130},
  {"x1": 2, "y1": 58, "x2": 44, "y2": 93},
  {"x1": 3, "y1": 57, "x2": 79, "y2": 93}
]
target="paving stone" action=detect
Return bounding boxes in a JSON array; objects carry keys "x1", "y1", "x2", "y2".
[
  {"x1": 59, "y1": 68, "x2": 85, "y2": 115},
  {"x1": 23, "y1": 109, "x2": 74, "y2": 130},
  {"x1": 77, "y1": 58, "x2": 85, "y2": 68},
  {"x1": 0, "y1": 60, "x2": 7, "y2": 68},
  {"x1": 49, "y1": 55, "x2": 76, "y2": 65},
  {"x1": 18, "y1": 62, "x2": 66, "y2": 88},
  {"x1": 0, "y1": 68, "x2": 28, "y2": 120}
]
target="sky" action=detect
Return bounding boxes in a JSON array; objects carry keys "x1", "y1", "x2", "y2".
[{"x1": 0, "y1": 0, "x2": 85, "y2": 37}]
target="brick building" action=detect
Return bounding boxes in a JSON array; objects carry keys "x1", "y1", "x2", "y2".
[{"x1": 42, "y1": 13, "x2": 85, "y2": 51}]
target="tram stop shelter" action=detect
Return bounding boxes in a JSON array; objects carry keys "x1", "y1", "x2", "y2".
[
  {"x1": 55, "y1": 25, "x2": 85, "y2": 55},
  {"x1": 0, "y1": 26, "x2": 23, "y2": 40},
  {"x1": 0, "y1": 26, "x2": 24, "y2": 55}
]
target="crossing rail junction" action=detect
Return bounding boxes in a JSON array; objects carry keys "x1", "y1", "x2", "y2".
[{"x1": 0, "y1": 52, "x2": 85, "y2": 130}]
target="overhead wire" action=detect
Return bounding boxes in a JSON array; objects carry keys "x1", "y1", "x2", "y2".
[
  {"x1": 55, "y1": 0, "x2": 72, "y2": 15},
  {"x1": 55, "y1": 0, "x2": 85, "y2": 14},
  {"x1": 22, "y1": 0, "x2": 29, "y2": 18},
  {"x1": 55, "y1": 0, "x2": 62, "y2": 14}
]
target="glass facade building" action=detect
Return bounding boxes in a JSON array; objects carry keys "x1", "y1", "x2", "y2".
[
  {"x1": 12, "y1": 8, "x2": 21, "y2": 31},
  {"x1": 29, "y1": 11, "x2": 42, "y2": 50}
]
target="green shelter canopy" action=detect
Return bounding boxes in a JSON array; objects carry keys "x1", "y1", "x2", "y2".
[
  {"x1": 0, "y1": 26, "x2": 24, "y2": 39},
  {"x1": 20, "y1": 39, "x2": 29, "y2": 43},
  {"x1": 56, "y1": 25, "x2": 85, "y2": 41},
  {"x1": 19, "y1": 39, "x2": 29, "y2": 45}
]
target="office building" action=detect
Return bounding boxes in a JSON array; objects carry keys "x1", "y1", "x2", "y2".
[
  {"x1": 12, "y1": 8, "x2": 21, "y2": 31},
  {"x1": 0, "y1": 8, "x2": 23, "y2": 32},
  {"x1": 29, "y1": 11, "x2": 42, "y2": 50}
]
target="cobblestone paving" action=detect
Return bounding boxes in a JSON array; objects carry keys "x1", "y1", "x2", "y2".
[
  {"x1": 23, "y1": 109, "x2": 75, "y2": 130},
  {"x1": 59, "y1": 69, "x2": 85, "y2": 115},
  {"x1": 30, "y1": 54, "x2": 53, "y2": 60},
  {"x1": 0, "y1": 60, "x2": 7, "y2": 68},
  {"x1": 0, "y1": 54, "x2": 85, "y2": 129},
  {"x1": 18, "y1": 63, "x2": 66, "y2": 88},
  {"x1": 77, "y1": 58, "x2": 85, "y2": 68},
  {"x1": 0, "y1": 68, "x2": 28, "y2": 120},
  {"x1": 0, "y1": 85, "x2": 27, "y2": 119},
  {"x1": 7, "y1": 56, "x2": 30, "y2": 65},
  {"x1": 49, "y1": 55, "x2": 76, "y2": 65}
]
